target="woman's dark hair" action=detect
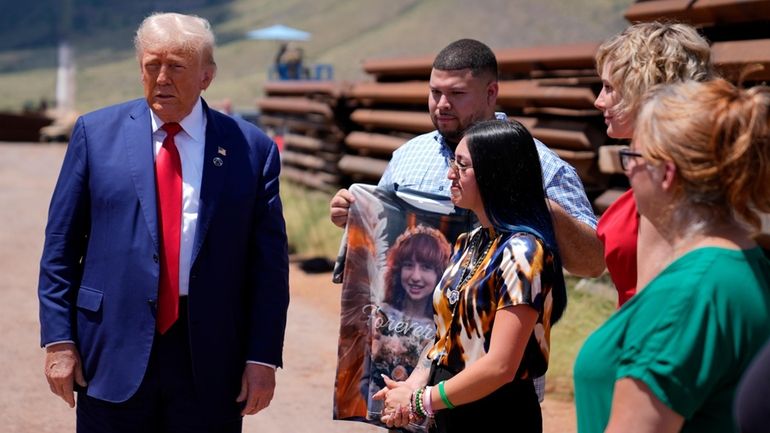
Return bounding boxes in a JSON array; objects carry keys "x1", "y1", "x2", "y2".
[
  {"x1": 384, "y1": 225, "x2": 451, "y2": 318},
  {"x1": 465, "y1": 119, "x2": 567, "y2": 323}
]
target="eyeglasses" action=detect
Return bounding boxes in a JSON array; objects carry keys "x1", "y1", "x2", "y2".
[
  {"x1": 618, "y1": 148, "x2": 644, "y2": 171},
  {"x1": 448, "y1": 158, "x2": 473, "y2": 174}
]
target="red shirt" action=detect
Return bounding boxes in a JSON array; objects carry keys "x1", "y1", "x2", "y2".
[{"x1": 596, "y1": 189, "x2": 638, "y2": 307}]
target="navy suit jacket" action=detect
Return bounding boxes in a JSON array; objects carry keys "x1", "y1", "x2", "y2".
[{"x1": 38, "y1": 98, "x2": 289, "y2": 418}]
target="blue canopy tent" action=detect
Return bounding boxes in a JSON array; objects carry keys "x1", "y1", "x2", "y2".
[{"x1": 246, "y1": 24, "x2": 311, "y2": 42}]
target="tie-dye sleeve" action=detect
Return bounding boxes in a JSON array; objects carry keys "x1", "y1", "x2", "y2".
[{"x1": 495, "y1": 233, "x2": 549, "y2": 313}]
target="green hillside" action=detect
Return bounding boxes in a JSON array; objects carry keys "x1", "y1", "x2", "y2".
[{"x1": 0, "y1": 0, "x2": 633, "y2": 113}]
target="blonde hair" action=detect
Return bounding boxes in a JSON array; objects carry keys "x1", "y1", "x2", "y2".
[
  {"x1": 134, "y1": 12, "x2": 217, "y2": 70},
  {"x1": 596, "y1": 22, "x2": 713, "y2": 119},
  {"x1": 634, "y1": 79, "x2": 770, "y2": 231}
]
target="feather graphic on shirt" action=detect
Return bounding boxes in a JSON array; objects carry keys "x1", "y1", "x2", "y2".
[{"x1": 346, "y1": 185, "x2": 388, "y2": 304}]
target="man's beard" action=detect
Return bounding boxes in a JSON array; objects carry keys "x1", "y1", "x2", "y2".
[
  {"x1": 440, "y1": 128, "x2": 463, "y2": 150},
  {"x1": 433, "y1": 112, "x2": 491, "y2": 150},
  {"x1": 432, "y1": 119, "x2": 464, "y2": 150}
]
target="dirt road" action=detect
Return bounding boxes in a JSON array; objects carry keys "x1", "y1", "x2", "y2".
[{"x1": 0, "y1": 142, "x2": 575, "y2": 432}]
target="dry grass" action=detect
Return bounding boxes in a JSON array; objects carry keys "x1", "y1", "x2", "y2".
[
  {"x1": 280, "y1": 179, "x2": 343, "y2": 259},
  {"x1": 549, "y1": 275, "x2": 617, "y2": 399}
]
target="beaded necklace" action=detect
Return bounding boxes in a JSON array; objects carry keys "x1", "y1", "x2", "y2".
[
  {"x1": 436, "y1": 229, "x2": 499, "y2": 363},
  {"x1": 446, "y1": 229, "x2": 496, "y2": 305}
]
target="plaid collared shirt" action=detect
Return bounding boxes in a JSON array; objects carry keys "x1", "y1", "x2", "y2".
[{"x1": 378, "y1": 113, "x2": 597, "y2": 229}]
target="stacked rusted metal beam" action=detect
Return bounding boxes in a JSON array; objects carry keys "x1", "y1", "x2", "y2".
[
  {"x1": 258, "y1": 81, "x2": 351, "y2": 192},
  {"x1": 343, "y1": 82, "x2": 429, "y2": 183}
]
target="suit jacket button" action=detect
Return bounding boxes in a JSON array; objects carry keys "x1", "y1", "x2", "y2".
[{"x1": 153, "y1": 254, "x2": 159, "y2": 263}]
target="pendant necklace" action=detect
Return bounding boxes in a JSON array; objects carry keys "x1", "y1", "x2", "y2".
[
  {"x1": 436, "y1": 229, "x2": 498, "y2": 363},
  {"x1": 447, "y1": 229, "x2": 495, "y2": 305}
]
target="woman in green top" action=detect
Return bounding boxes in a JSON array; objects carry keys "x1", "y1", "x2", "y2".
[{"x1": 574, "y1": 79, "x2": 770, "y2": 433}]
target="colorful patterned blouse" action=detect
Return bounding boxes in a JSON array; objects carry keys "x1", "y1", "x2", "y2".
[{"x1": 428, "y1": 226, "x2": 556, "y2": 379}]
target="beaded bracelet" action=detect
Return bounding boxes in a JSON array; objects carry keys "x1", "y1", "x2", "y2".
[
  {"x1": 423, "y1": 385, "x2": 434, "y2": 417},
  {"x1": 437, "y1": 380, "x2": 455, "y2": 409},
  {"x1": 413, "y1": 387, "x2": 426, "y2": 418}
]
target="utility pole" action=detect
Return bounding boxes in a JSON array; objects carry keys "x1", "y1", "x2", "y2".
[{"x1": 55, "y1": 0, "x2": 75, "y2": 116}]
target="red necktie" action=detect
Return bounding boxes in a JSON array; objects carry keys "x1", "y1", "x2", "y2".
[{"x1": 155, "y1": 122, "x2": 183, "y2": 334}]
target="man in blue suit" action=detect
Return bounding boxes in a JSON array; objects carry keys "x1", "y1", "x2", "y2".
[{"x1": 38, "y1": 12, "x2": 289, "y2": 433}]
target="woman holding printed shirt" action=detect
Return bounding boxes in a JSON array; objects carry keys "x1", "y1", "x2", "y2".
[{"x1": 373, "y1": 119, "x2": 566, "y2": 433}]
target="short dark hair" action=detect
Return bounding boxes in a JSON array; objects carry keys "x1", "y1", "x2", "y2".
[
  {"x1": 433, "y1": 38, "x2": 498, "y2": 80},
  {"x1": 465, "y1": 119, "x2": 566, "y2": 322}
]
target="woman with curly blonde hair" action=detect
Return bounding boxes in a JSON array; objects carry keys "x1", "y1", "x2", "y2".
[{"x1": 593, "y1": 22, "x2": 715, "y2": 305}]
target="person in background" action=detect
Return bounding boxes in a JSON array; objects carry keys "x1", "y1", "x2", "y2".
[
  {"x1": 593, "y1": 22, "x2": 714, "y2": 305},
  {"x1": 279, "y1": 42, "x2": 304, "y2": 79},
  {"x1": 574, "y1": 78, "x2": 770, "y2": 433},
  {"x1": 38, "y1": 12, "x2": 289, "y2": 433},
  {"x1": 275, "y1": 42, "x2": 288, "y2": 79},
  {"x1": 374, "y1": 119, "x2": 567, "y2": 433}
]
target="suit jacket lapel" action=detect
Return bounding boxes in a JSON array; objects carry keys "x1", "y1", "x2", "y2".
[
  {"x1": 124, "y1": 102, "x2": 159, "y2": 249},
  {"x1": 191, "y1": 101, "x2": 228, "y2": 265}
]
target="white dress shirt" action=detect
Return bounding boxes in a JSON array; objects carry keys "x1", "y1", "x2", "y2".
[
  {"x1": 151, "y1": 100, "x2": 275, "y2": 369},
  {"x1": 150, "y1": 99, "x2": 205, "y2": 297}
]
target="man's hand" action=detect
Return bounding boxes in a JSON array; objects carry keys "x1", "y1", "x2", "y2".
[
  {"x1": 329, "y1": 188, "x2": 355, "y2": 228},
  {"x1": 236, "y1": 363, "x2": 276, "y2": 416},
  {"x1": 44, "y1": 342, "x2": 86, "y2": 408}
]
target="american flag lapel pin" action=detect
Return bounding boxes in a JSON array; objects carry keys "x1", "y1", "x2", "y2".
[{"x1": 213, "y1": 146, "x2": 226, "y2": 166}]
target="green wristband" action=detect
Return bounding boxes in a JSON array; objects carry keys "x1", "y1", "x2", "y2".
[{"x1": 438, "y1": 380, "x2": 455, "y2": 409}]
